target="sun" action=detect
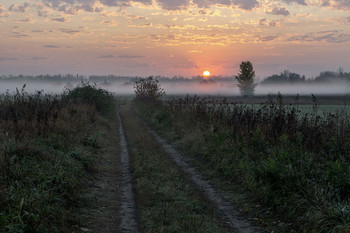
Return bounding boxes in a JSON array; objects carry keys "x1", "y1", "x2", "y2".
[{"x1": 203, "y1": 70, "x2": 211, "y2": 77}]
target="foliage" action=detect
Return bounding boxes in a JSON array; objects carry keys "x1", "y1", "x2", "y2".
[
  {"x1": 134, "y1": 76, "x2": 165, "y2": 102},
  {"x1": 0, "y1": 85, "x2": 112, "y2": 232},
  {"x1": 136, "y1": 95, "x2": 350, "y2": 232},
  {"x1": 64, "y1": 82, "x2": 114, "y2": 115},
  {"x1": 314, "y1": 68, "x2": 350, "y2": 82},
  {"x1": 235, "y1": 61, "x2": 257, "y2": 96},
  {"x1": 262, "y1": 70, "x2": 306, "y2": 84}
]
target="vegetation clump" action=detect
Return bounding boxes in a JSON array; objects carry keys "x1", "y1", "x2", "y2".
[
  {"x1": 64, "y1": 82, "x2": 114, "y2": 115},
  {"x1": 235, "y1": 61, "x2": 256, "y2": 96},
  {"x1": 135, "y1": 95, "x2": 350, "y2": 233},
  {"x1": 0, "y1": 85, "x2": 114, "y2": 232},
  {"x1": 134, "y1": 76, "x2": 165, "y2": 103}
]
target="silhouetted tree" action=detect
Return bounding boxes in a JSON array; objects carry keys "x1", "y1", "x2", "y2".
[
  {"x1": 235, "y1": 61, "x2": 256, "y2": 96},
  {"x1": 134, "y1": 76, "x2": 165, "y2": 102},
  {"x1": 262, "y1": 70, "x2": 305, "y2": 84}
]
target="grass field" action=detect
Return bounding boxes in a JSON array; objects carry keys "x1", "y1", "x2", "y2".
[
  {"x1": 0, "y1": 83, "x2": 115, "y2": 232},
  {"x1": 134, "y1": 93, "x2": 350, "y2": 233},
  {"x1": 2, "y1": 80, "x2": 350, "y2": 233}
]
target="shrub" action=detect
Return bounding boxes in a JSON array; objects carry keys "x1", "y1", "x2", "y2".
[
  {"x1": 134, "y1": 76, "x2": 165, "y2": 103},
  {"x1": 64, "y1": 82, "x2": 114, "y2": 115}
]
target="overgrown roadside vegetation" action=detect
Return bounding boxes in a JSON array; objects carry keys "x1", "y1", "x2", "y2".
[
  {"x1": 133, "y1": 94, "x2": 350, "y2": 233},
  {"x1": 0, "y1": 83, "x2": 115, "y2": 232},
  {"x1": 119, "y1": 104, "x2": 231, "y2": 233}
]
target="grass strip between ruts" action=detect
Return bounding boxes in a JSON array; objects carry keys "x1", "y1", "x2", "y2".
[{"x1": 119, "y1": 104, "x2": 231, "y2": 233}]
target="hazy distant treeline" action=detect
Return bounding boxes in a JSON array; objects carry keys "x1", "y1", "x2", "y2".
[
  {"x1": 1, "y1": 68, "x2": 349, "y2": 85},
  {"x1": 0, "y1": 74, "x2": 236, "y2": 84},
  {"x1": 262, "y1": 68, "x2": 350, "y2": 84}
]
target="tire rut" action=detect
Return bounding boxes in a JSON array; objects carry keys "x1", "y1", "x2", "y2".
[
  {"x1": 118, "y1": 111, "x2": 139, "y2": 233},
  {"x1": 145, "y1": 125, "x2": 262, "y2": 233}
]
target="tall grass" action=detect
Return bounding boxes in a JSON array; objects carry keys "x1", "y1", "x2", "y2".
[
  {"x1": 135, "y1": 95, "x2": 350, "y2": 232},
  {"x1": 0, "y1": 84, "x2": 114, "y2": 232}
]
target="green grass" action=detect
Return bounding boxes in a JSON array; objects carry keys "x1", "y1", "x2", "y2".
[
  {"x1": 119, "y1": 104, "x2": 230, "y2": 233},
  {"x1": 133, "y1": 96, "x2": 350, "y2": 233},
  {"x1": 0, "y1": 85, "x2": 115, "y2": 232}
]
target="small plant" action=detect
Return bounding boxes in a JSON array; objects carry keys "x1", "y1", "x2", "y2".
[
  {"x1": 235, "y1": 61, "x2": 257, "y2": 97},
  {"x1": 134, "y1": 76, "x2": 165, "y2": 103}
]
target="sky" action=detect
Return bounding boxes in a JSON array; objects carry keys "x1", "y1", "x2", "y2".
[{"x1": 0, "y1": 0, "x2": 350, "y2": 78}]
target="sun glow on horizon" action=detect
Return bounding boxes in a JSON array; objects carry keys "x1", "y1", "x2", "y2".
[{"x1": 203, "y1": 70, "x2": 211, "y2": 77}]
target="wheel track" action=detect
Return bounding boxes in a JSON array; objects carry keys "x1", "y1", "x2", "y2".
[
  {"x1": 144, "y1": 122, "x2": 262, "y2": 233},
  {"x1": 118, "y1": 110, "x2": 139, "y2": 233}
]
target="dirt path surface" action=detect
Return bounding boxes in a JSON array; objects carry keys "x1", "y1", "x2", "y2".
[
  {"x1": 83, "y1": 117, "x2": 121, "y2": 233},
  {"x1": 117, "y1": 111, "x2": 139, "y2": 233},
  {"x1": 146, "y1": 125, "x2": 262, "y2": 233}
]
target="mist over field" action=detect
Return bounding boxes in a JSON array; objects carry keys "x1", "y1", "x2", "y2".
[
  {"x1": 1, "y1": 78, "x2": 349, "y2": 96},
  {"x1": 0, "y1": 78, "x2": 350, "y2": 96}
]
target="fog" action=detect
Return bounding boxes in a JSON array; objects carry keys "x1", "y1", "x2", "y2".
[{"x1": 0, "y1": 79, "x2": 349, "y2": 97}]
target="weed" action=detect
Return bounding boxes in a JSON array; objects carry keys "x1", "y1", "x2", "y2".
[
  {"x1": 0, "y1": 84, "x2": 113, "y2": 232},
  {"x1": 135, "y1": 94, "x2": 350, "y2": 232}
]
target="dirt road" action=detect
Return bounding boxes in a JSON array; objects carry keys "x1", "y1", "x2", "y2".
[{"x1": 83, "y1": 103, "x2": 261, "y2": 232}]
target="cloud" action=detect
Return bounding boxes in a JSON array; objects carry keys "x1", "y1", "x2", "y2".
[
  {"x1": 97, "y1": 54, "x2": 145, "y2": 59},
  {"x1": 97, "y1": 54, "x2": 116, "y2": 58},
  {"x1": 282, "y1": 0, "x2": 307, "y2": 5},
  {"x1": 158, "y1": 0, "x2": 189, "y2": 10},
  {"x1": 172, "y1": 59, "x2": 198, "y2": 69},
  {"x1": 59, "y1": 28, "x2": 80, "y2": 34},
  {"x1": 15, "y1": 18, "x2": 34, "y2": 23},
  {"x1": 129, "y1": 22, "x2": 152, "y2": 27},
  {"x1": 100, "y1": 20, "x2": 118, "y2": 26},
  {"x1": 8, "y1": 2, "x2": 30, "y2": 13},
  {"x1": 10, "y1": 32, "x2": 29, "y2": 38},
  {"x1": 51, "y1": 17, "x2": 70, "y2": 22},
  {"x1": 187, "y1": 50, "x2": 203, "y2": 53},
  {"x1": 287, "y1": 30, "x2": 350, "y2": 43},
  {"x1": 259, "y1": 18, "x2": 280, "y2": 27},
  {"x1": 0, "y1": 57, "x2": 18, "y2": 62},
  {"x1": 0, "y1": 5, "x2": 9, "y2": 17},
  {"x1": 117, "y1": 55, "x2": 145, "y2": 58},
  {"x1": 30, "y1": 56, "x2": 47, "y2": 60},
  {"x1": 192, "y1": 0, "x2": 258, "y2": 10},
  {"x1": 314, "y1": 0, "x2": 350, "y2": 10},
  {"x1": 259, "y1": 35, "x2": 278, "y2": 42},
  {"x1": 40, "y1": 0, "x2": 259, "y2": 12},
  {"x1": 232, "y1": 0, "x2": 259, "y2": 10},
  {"x1": 267, "y1": 5, "x2": 290, "y2": 16},
  {"x1": 44, "y1": 45, "x2": 60, "y2": 48}
]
